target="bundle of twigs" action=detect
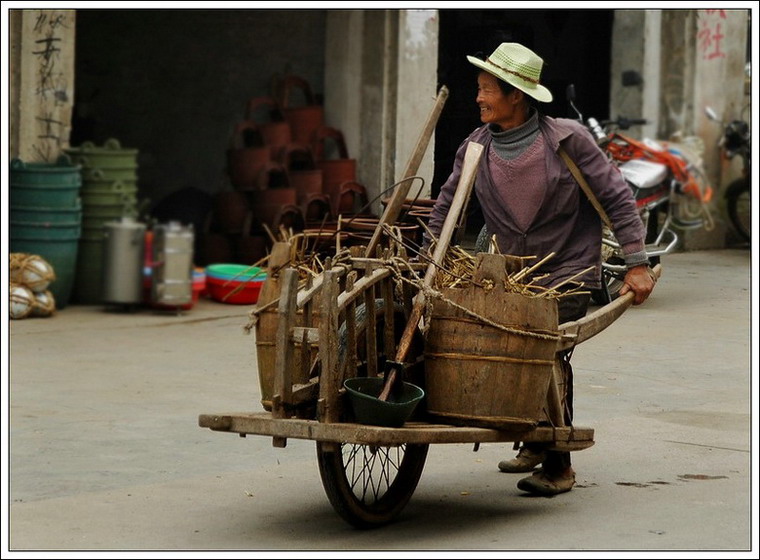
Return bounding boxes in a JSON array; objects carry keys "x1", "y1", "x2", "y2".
[{"x1": 429, "y1": 237, "x2": 590, "y2": 300}]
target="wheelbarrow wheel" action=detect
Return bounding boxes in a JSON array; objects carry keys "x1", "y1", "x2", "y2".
[
  {"x1": 316, "y1": 441, "x2": 429, "y2": 529},
  {"x1": 316, "y1": 298, "x2": 428, "y2": 528}
]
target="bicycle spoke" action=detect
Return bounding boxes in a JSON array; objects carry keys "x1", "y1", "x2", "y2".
[{"x1": 342, "y1": 443, "x2": 406, "y2": 504}]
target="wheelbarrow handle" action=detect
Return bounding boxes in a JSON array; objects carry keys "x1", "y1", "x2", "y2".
[{"x1": 556, "y1": 263, "x2": 663, "y2": 351}]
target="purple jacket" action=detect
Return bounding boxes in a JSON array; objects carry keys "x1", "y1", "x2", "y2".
[{"x1": 426, "y1": 115, "x2": 645, "y2": 290}]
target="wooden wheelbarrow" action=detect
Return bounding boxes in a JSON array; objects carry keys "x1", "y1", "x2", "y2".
[{"x1": 198, "y1": 85, "x2": 662, "y2": 529}]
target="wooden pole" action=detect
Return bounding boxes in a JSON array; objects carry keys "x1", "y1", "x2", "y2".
[{"x1": 377, "y1": 141, "x2": 484, "y2": 402}]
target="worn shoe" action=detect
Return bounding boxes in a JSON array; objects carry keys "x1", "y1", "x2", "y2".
[
  {"x1": 516, "y1": 468, "x2": 576, "y2": 496},
  {"x1": 498, "y1": 447, "x2": 547, "y2": 473}
]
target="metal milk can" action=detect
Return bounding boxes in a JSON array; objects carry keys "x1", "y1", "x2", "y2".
[
  {"x1": 151, "y1": 221, "x2": 194, "y2": 307},
  {"x1": 102, "y1": 217, "x2": 146, "y2": 305}
]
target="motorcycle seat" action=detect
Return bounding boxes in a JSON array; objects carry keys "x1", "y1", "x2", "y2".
[{"x1": 619, "y1": 159, "x2": 669, "y2": 190}]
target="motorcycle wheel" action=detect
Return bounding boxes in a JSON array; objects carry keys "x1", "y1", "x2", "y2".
[{"x1": 725, "y1": 177, "x2": 750, "y2": 243}]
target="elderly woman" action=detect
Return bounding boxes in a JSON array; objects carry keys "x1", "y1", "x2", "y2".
[{"x1": 424, "y1": 42, "x2": 655, "y2": 496}]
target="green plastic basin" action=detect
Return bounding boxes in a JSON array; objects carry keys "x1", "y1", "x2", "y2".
[{"x1": 343, "y1": 377, "x2": 425, "y2": 428}]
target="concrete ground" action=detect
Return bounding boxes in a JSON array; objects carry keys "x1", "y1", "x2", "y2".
[{"x1": 3, "y1": 248, "x2": 756, "y2": 557}]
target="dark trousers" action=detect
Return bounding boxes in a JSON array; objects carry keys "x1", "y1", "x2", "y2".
[{"x1": 529, "y1": 292, "x2": 590, "y2": 473}]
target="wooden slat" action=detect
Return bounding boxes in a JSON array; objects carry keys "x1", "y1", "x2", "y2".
[
  {"x1": 382, "y1": 275, "x2": 396, "y2": 360},
  {"x1": 318, "y1": 270, "x2": 341, "y2": 423},
  {"x1": 344, "y1": 272, "x2": 358, "y2": 381},
  {"x1": 378, "y1": 141, "x2": 484, "y2": 402},
  {"x1": 272, "y1": 268, "x2": 299, "y2": 418},
  {"x1": 294, "y1": 265, "x2": 348, "y2": 309},
  {"x1": 303, "y1": 274, "x2": 314, "y2": 326},
  {"x1": 291, "y1": 379, "x2": 319, "y2": 404},
  {"x1": 199, "y1": 412, "x2": 594, "y2": 447},
  {"x1": 335, "y1": 266, "x2": 392, "y2": 311},
  {"x1": 291, "y1": 327, "x2": 319, "y2": 345},
  {"x1": 363, "y1": 276, "x2": 378, "y2": 378}
]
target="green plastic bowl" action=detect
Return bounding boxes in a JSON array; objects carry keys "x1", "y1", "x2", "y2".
[
  {"x1": 206, "y1": 263, "x2": 266, "y2": 281},
  {"x1": 343, "y1": 377, "x2": 424, "y2": 428}
]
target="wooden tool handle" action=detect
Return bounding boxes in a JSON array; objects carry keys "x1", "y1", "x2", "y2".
[{"x1": 378, "y1": 141, "x2": 484, "y2": 401}]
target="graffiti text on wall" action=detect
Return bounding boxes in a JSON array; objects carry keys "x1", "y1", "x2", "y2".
[
  {"x1": 698, "y1": 9, "x2": 727, "y2": 61},
  {"x1": 31, "y1": 11, "x2": 71, "y2": 160}
]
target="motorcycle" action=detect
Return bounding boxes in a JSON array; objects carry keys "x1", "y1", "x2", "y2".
[
  {"x1": 705, "y1": 105, "x2": 750, "y2": 243},
  {"x1": 566, "y1": 84, "x2": 714, "y2": 303}
]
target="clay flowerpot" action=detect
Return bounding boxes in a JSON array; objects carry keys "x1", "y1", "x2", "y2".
[
  {"x1": 250, "y1": 186, "x2": 298, "y2": 207},
  {"x1": 291, "y1": 168, "x2": 324, "y2": 200},
  {"x1": 274, "y1": 204, "x2": 305, "y2": 232}
]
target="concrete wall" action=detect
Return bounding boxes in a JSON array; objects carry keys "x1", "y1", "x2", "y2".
[
  {"x1": 394, "y1": 9, "x2": 439, "y2": 201},
  {"x1": 691, "y1": 9, "x2": 750, "y2": 190},
  {"x1": 323, "y1": 11, "x2": 364, "y2": 178},
  {"x1": 71, "y1": 10, "x2": 326, "y2": 210},
  {"x1": 324, "y1": 9, "x2": 439, "y2": 214},
  {"x1": 10, "y1": 9, "x2": 77, "y2": 162}
]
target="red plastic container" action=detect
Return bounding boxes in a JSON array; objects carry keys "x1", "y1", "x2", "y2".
[{"x1": 206, "y1": 275, "x2": 264, "y2": 304}]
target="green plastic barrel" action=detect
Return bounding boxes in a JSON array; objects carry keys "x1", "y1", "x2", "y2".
[
  {"x1": 80, "y1": 181, "x2": 138, "y2": 206},
  {"x1": 65, "y1": 139, "x2": 139, "y2": 171},
  {"x1": 82, "y1": 201, "x2": 138, "y2": 223},
  {"x1": 10, "y1": 220, "x2": 81, "y2": 308},
  {"x1": 83, "y1": 213, "x2": 138, "y2": 231},
  {"x1": 72, "y1": 228, "x2": 107, "y2": 304},
  {"x1": 10, "y1": 203, "x2": 82, "y2": 225},
  {"x1": 10, "y1": 220, "x2": 81, "y2": 240},
  {"x1": 10, "y1": 156, "x2": 82, "y2": 208},
  {"x1": 81, "y1": 166, "x2": 138, "y2": 183}
]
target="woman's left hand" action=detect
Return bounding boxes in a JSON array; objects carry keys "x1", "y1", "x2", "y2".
[{"x1": 619, "y1": 264, "x2": 656, "y2": 305}]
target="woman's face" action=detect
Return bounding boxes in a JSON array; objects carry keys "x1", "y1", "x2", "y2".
[{"x1": 476, "y1": 71, "x2": 522, "y2": 130}]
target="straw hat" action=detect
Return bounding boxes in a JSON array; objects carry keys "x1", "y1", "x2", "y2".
[{"x1": 467, "y1": 43, "x2": 553, "y2": 103}]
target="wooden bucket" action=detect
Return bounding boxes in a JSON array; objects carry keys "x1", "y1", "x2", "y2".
[
  {"x1": 278, "y1": 75, "x2": 324, "y2": 146},
  {"x1": 226, "y1": 121, "x2": 270, "y2": 189},
  {"x1": 424, "y1": 281, "x2": 559, "y2": 430},
  {"x1": 245, "y1": 96, "x2": 292, "y2": 158}
]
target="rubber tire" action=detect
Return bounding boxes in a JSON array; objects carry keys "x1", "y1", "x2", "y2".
[
  {"x1": 316, "y1": 299, "x2": 428, "y2": 529},
  {"x1": 725, "y1": 177, "x2": 750, "y2": 243}
]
